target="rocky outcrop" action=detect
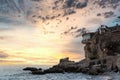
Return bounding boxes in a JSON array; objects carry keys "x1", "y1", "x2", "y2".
[
  {"x1": 83, "y1": 25, "x2": 120, "y2": 60},
  {"x1": 23, "y1": 58, "x2": 77, "y2": 74},
  {"x1": 23, "y1": 67, "x2": 45, "y2": 74},
  {"x1": 23, "y1": 25, "x2": 120, "y2": 75},
  {"x1": 23, "y1": 57, "x2": 106, "y2": 75},
  {"x1": 23, "y1": 67, "x2": 38, "y2": 71},
  {"x1": 82, "y1": 25, "x2": 120, "y2": 73}
]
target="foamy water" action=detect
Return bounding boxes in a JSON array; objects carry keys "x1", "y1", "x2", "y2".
[{"x1": 0, "y1": 65, "x2": 119, "y2": 80}]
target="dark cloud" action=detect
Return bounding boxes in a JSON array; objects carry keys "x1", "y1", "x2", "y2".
[
  {"x1": 30, "y1": 0, "x2": 88, "y2": 21},
  {"x1": 63, "y1": 9, "x2": 76, "y2": 16},
  {"x1": 104, "y1": 11, "x2": 114, "y2": 18},
  {"x1": 62, "y1": 0, "x2": 88, "y2": 9},
  {"x1": 76, "y1": 0, "x2": 88, "y2": 9},
  {"x1": 97, "y1": 11, "x2": 115, "y2": 18},
  {"x1": 118, "y1": 16, "x2": 120, "y2": 19},
  {"x1": 0, "y1": 51, "x2": 9, "y2": 58},
  {"x1": 62, "y1": 0, "x2": 88, "y2": 16},
  {"x1": 0, "y1": 0, "x2": 119, "y2": 24},
  {"x1": 62, "y1": 26, "x2": 77, "y2": 34},
  {"x1": 61, "y1": 27, "x2": 88, "y2": 38},
  {"x1": 93, "y1": 0, "x2": 120, "y2": 8},
  {"x1": 75, "y1": 28, "x2": 88, "y2": 37},
  {"x1": 97, "y1": 13, "x2": 101, "y2": 16},
  {"x1": 65, "y1": 0, "x2": 75, "y2": 8}
]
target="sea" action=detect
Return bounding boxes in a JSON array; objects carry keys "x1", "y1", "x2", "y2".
[{"x1": 0, "y1": 65, "x2": 120, "y2": 80}]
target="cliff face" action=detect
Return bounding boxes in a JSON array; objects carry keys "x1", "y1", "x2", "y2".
[
  {"x1": 83, "y1": 25, "x2": 120, "y2": 60},
  {"x1": 82, "y1": 25, "x2": 120, "y2": 71}
]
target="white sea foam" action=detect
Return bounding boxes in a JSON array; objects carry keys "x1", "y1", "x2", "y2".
[{"x1": 0, "y1": 66, "x2": 119, "y2": 80}]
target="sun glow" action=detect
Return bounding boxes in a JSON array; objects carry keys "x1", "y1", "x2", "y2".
[
  {"x1": 0, "y1": 45, "x2": 83, "y2": 65},
  {"x1": 0, "y1": 17, "x2": 85, "y2": 65}
]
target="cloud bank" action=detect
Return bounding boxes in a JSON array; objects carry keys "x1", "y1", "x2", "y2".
[{"x1": 0, "y1": 0, "x2": 120, "y2": 65}]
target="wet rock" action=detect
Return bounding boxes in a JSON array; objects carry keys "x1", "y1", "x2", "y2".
[
  {"x1": 44, "y1": 66, "x2": 64, "y2": 73},
  {"x1": 88, "y1": 65, "x2": 105, "y2": 75},
  {"x1": 81, "y1": 67, "x2": 89, "y2": 73},
  {"x1": 23, "y1": 67, "x2": 38, "y2": 71},
  {"x1": 39, "y1": 68, "x2": 42, "y2": 70},
  {"x1": 32, "y1": 70, "x2": 45, "y2": 75}
]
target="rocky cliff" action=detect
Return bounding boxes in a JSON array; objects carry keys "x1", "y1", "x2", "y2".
[
  {"x1": 80, "y1": 25, "x2": 120, "y2": 74},
  {"x1": 83, "y1": 25, "x2": 120, "y2": 60}
]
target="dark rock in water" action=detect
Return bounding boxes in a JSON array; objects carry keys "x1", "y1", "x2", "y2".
[
  {"x1": 88, "y1": 69, "x2": 99, "y2": 75},
  {"x1": 39, "y1": 68, "x2": 42, "y2": 70},
  {"x1": 61, "y1": 66, "x2": 78, "y2": 72},
  {"x1": 80, "y1": 67, "x2": 89, "y2": 73},
  {"x1": 87, "y1": 65, "x2": 101, "y2": 75},
  {"x1": 44, "y1": 66, "x2": 64, "y2": 73},
  {"x1": 23, "y1": 67, "x2": 45, "y2": 75},
  {"x1": 32, "y1": 70, "x2": 45, "y2": 75},
  {"x1": 23, "y1": 67, "x2": 38, "y2": 71}
]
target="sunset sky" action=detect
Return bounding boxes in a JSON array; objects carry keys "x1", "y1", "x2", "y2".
[{"x1": 0, "y1": 0, "x2": 120, "y2": 65}]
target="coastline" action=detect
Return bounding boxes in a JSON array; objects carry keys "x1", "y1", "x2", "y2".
[{"x1": 23, "y1": 25, "x2": 120, "y2": 75}]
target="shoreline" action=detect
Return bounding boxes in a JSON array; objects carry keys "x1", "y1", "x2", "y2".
[{"x1": 23, "y1": 25, "x2": 120, "y2": 75}]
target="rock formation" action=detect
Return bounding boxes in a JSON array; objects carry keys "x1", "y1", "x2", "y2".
[
  {"x1": 81, "y1": 24, "x2": 120, "y2": 74},
  {"x1": 23, "y1": 25, "x2": 120, "y2": 75}
]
